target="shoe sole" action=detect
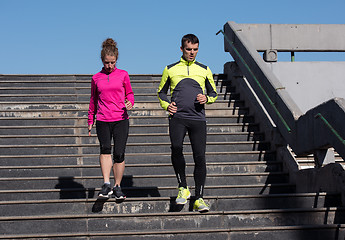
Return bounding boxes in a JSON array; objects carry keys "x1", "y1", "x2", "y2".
[
  {"x1": 115, "y1": 196, "x2": 126, "y2": 200},
  {"x1": 98, "y1": 191, "x2": 113, "y2": 199},
  {"x1": 196, "y1": 208, "x2": 209, "y2": 213},
  {"x1": 193, "y1": 208, "x2": 210, "y2": 213},
  {"x1": 194, "y1": 206, "x2": 210, "y2": 213},
  {"x1": 98, "y1": 195, "x2": 110, "y2": 199}
]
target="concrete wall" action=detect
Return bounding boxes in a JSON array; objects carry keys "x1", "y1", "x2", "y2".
[
  {"x1": 223, "y1": 21, "x2": 345, "y2": 157},
  {"x1": 236, "y1": 24, "x2": 345, "y2": 52},
  {"x1": 223, "y1": 21, "x2": 345, "y2": 205},
  {"x1": 267, "y1": 62, "x2": 345, "y2": 114}
]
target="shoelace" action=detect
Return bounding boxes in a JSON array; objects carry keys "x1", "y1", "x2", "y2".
[
  {"x1": 177, "y1": 188, "x2": 186, "y2": 198},
  {"x1": 197, "y1": 198, "x2": 207, "y2": 206}
]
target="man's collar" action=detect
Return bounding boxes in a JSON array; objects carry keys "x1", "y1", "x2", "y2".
[{"x1": 180, "y1": 57, "x2": 195, "y2": 65}]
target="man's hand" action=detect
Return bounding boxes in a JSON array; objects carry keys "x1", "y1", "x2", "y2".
[
  {"x1": 196, "y1": 94, "x2": 207, "y2": 104},
  {"x1": 168, "y1": 102, "x2": 177, "y2": 115}
]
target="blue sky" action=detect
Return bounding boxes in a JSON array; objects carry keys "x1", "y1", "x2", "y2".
[{"x1": 1, "y1": 0, "x2": 344, "y2": 75}]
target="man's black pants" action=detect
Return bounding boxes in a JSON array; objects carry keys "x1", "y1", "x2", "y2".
[{"x1": 169, "y1": 117, "x2": 207, "y2": 199}]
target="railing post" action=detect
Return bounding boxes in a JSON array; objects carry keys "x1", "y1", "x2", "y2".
[
  {"x1": 314, "y1": 148, "x2": 335, "y2": 168},
  {"x1": 291, "y1": 52, "x2": 295, "y2": 62}
]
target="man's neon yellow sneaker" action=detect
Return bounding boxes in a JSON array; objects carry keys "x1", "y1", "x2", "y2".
[
  {"x1": 193, "y1": 198, "x2": 210, "y2": 212},
  {"x1": 175, "y1": 187, "x2": 191, "y2": 205}
]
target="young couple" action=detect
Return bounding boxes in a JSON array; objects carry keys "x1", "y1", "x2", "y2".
[{"x1": 88, "y1": 34, "x2": 218, "y2": 212}]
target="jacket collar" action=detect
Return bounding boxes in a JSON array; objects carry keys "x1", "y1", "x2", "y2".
[
  {"x1": 180, "y1": 57, "x2": 195, "y2": 66},
  {"x1": 101, "y1": 67, "x2": 117, "y2": 75}
]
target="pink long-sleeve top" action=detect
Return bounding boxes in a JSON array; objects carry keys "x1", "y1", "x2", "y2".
[{"x1": 88, "y1": 67, "x2": 134, "y2": 125}]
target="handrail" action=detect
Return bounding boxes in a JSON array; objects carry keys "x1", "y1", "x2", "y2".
[
  {"x1": 220, "y1": 22, "x2": 345, "y2": 160},
  {"x1": 315, "y1": 113, "x2": 345, "y2": 147},
  {"x1": 216, "y1": 30, "x2": 291, "y2": 132}
]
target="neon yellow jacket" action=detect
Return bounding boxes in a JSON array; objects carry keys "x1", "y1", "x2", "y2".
[{"x1": 157, "y1": 57, "x2": 218, "y2": 121}]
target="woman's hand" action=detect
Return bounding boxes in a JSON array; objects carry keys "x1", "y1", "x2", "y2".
[
  {"x1": 88, "y1": 124, "x2": 92, "y2": 137},
  {"x1": 125, "y1": 99, "x2": 133, "y2": 110}
]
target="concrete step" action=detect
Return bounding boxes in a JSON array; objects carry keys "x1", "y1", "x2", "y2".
[
  {"x1": 0, "y1": 84, "x2": 229, "y2": 96},
  {"x1": 0, "y1": 86, "x2": 166, "y2": 95},
  {"x1": 0, "y1": 76, "x2": 158, "y2": 85},
  {"x1": 0, "y1": 132, "x2": 265, "y2": 145},
  {"x1": 0, "y1": 75, "x2": 228, "y2": 85},
  {"x1": 0, "y1": 193, "x2": 340, "y2": 217},
  {"x1": 0, "y1": 91, "x2": 238, "y2": 102},
  {"x1": 0, "y1": 87, "x2": 79, "y2": 94},
  {"x1": 0, "y1": 74, "x2": 224, "y2": 85},
  {"x1": 0, "y1": 161, "x2": 282, "y2": 177},
  {"x1": 0, "y1": 114, "x2": 256, "y2": 126},
  {"x1": 0, "y1": 150, "x2": 276, "y2": 166},
  {"x1": 294, "y1": 150, "x2": 344, "y2": 169},
  {"x1": 0, "y1": 100, "x2": 244, "y2": 110},
  {"x1": 221, "y1": 225, "x2": 345, "y2": 240},
  {"x1": 0, "y1": 74, "x2": 80, "y2": 81},
  {"x1": 0, "y1": 141, "x2": 271, "y2": 155},
  {"x1": 0, "y1": 172, "x2": 289, "y2": 191},
  {"x1": 0, "y1": 94, "x2": 80, "y2": 101},
  {"x1": 0, "y1": 81, "x2": 78, "y2": 88},
  {"x1": 0, "y1": 122, "x2": 259, "y2": 135},
  {"x1": 0, "y1": 183, "x2": 296, "y2": 201},
  {"x1": 1, "y1": 225, "x2": 343, "y2": 240},
  {"x1": 0, "y1": 117, "x2": 81, "y2": 126},
  {"x1": 0, "y1": 207, "x2": 344, "y2": 235},
  {"x1": 0, "y1": 107, "x2": 249, "y2": 118}
]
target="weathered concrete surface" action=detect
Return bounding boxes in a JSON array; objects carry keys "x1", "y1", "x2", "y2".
[
  {"x1": 223, "y1": 21, "x2": 345, "y2": 156},
  {"x1": 234, "y1": 24, "x2": 345, "y2": 52},
  {"x1": 267, "y1": 62, "x2": 345, "y2": 114},
  {"x1": 222, "y1": 21, "x2": 345, "y2": 208}
]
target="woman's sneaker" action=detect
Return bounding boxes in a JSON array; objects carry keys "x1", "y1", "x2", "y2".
[
  {"x1": 175, "y1": 187, "x2": 191, "y2": 205},
  {"x1": 193, "y1": 198, "x2": 210, "y2": 213},
  {"x1": 113, "y1": 185, "x2": 126, "y2": 200},
  {"x1": 98, "y1": 183, "x2": 113, "y2": 199}
]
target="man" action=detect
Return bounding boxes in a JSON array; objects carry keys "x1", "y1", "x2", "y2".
[{"x1": 157, "y1": 34, "x2": 218, "y2": 212}]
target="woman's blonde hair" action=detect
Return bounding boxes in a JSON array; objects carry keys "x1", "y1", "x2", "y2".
[{"x1": 101, "y1": 38, "x2": 118, "y2": 61}]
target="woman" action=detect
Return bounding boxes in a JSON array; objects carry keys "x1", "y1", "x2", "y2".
[{"x1": 88, "y1": 38, "x2": 134, "y2": 200}]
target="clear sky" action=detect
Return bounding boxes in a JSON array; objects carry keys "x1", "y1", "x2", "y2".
[{"x1": 1, "y1": 0, "x2": 344, "y2": 75}]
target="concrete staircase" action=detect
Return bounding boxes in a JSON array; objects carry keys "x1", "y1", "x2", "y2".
[{"x1": 0, "y1": 74, "x2": 343, "y2": 239}]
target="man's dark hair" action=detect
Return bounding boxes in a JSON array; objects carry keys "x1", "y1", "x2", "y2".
[{"x1": 181, "y1": 34, "x2": 199, "y2": 48}]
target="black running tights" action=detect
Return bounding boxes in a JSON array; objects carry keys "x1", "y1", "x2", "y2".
[
  {"x1": 96, "y1": 119, "x2": 129, "y2": 163},
  {"x1": 169, "y1": 117, "x2": 207, "y2": 199}
]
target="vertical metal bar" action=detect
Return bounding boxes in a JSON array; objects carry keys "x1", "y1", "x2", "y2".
[{"x1": 291, "y1": 52, "x2": 295, "y2": 62}]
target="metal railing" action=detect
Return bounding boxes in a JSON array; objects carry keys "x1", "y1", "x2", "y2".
[
  {"x1": 216, "y1": 29, "x2": 291, "y2": 132},
  {"x1": 315, "y1": 113, "x2": 345, "y2": 147},
  {"x1": 218, "y1": 22, "x2": 345, "y2": 162}
]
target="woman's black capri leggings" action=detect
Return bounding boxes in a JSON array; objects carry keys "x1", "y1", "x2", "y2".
[{"x1": 96, "y1": 119, "x2": 129, "y2": 163}]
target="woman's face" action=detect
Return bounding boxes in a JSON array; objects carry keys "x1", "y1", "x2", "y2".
[{"x1": 103, "y1": 55, "x2": 116, "y2": 73}]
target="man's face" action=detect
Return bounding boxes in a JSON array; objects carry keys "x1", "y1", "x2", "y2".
[{"x1": 181, "y1": 41, "x2": 199, "y2": 62}]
